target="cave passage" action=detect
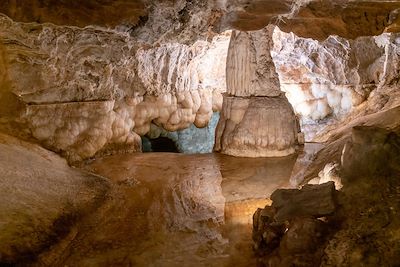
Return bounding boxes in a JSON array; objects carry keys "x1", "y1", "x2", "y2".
[{"x1": 142, "y1": 136, "x2": 179, "y2": 153}]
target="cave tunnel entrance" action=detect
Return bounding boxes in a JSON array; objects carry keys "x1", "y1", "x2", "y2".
[{"x1": 142, "y1": 136, "x2": 179, "y2": 153}]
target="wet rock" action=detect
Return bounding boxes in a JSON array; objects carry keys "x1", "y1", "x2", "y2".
[
  {"x1": 280, "y1": 217, "x2": 327, "y2": 254},
  {"x1": 0, "y1": 133, "x2": 110, "y2": 265},
  {"x1": 252, "y1": 206, "x2": 285, "y2": 253},
  {"x1": 271, "y1": 182, "x2": 336, "y2": 222},
  {"x1": 253, "y1": 182, "x2": 336, "y2": 266}
]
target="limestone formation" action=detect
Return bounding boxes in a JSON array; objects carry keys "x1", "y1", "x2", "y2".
[
  {"x1": 214, "y1": 96, "x2": 298, "y2": 157},
  {"x1": 3, "y1": 1, "x2": 400, "y2": 41},
  {"x1": 226, "y1": 27, "x2": 281, "y2": 97},
  {"x1": 271, "y1": 28, "x2": 400, "y2": 140},
  {"x1": 144, "y1": 112, "x2": 220, "y2": 153},
  {"x1": 0, "y1": 14, "x2": 229, "y2": 161},
  {"x1": 215, "y1": 26, "x2": 299, "y2": 157}
]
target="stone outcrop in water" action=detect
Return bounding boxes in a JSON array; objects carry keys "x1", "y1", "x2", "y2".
[
  {"x1": 255, "y1": 118, "x2": 400, "y2": 266},
  {"x1": 215, "y1": 96, "x2": 299, "y2": 157},
  {"x1": 271, "y1": 182, "x2": 336, "y2": 222},
  {"x1": 253, "y1": 182, "x2": 336, "y2": 266},
  {"x1": 215, "y1": 26, "x2": 300, "y2": 157}
]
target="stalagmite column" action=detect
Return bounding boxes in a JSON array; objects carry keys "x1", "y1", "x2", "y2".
[{"x1": 214, "y1": 26, "x2": 300, "y2": 157}]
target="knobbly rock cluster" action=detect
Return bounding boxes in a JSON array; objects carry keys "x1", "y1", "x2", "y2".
[
  {"x1": 272, "y1": 28, "x2": 400, "y2": 140},
  {"x1": 0, "y1": 14, "x2": 229, "y2": 162}
]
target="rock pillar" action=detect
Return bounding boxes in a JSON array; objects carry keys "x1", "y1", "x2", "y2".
[{"x1": 214, "y1": 26, "x2": 299, "y2": 157}]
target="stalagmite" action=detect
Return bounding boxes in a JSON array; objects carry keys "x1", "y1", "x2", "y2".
[{"x1": 215, "y1": 26, "x2": 300, "y2": 157}]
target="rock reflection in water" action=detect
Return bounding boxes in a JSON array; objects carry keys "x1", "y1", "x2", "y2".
[{"x1": 54, "y1": 153, "x2": 297, "y2": 266}]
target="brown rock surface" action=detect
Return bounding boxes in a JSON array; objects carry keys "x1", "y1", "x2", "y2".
[
  {"x1": 224, "y1": 0, "x2": 400, "y2": 40},
  {"x1": 0, "y1": 14, "x2": 230, "y2": 162},
  {"x1": 252, "y1": 182, "x2": 335, "y2": 266},
  {"x1": 271, "y1": 182, "x2": 336, "y2": 222},
  {"x1": 0, "y1": 133, "x2": 110, "y2": 265},
  {"x1": 0, "y1": 0, "x2": 147, "y2": 27}
]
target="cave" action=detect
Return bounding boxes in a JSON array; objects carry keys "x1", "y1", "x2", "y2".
[
  {"x1": 1, "y1": 1, "x2": 400, "y2": 266},
  {"x1": 142, "y1": 136, "x2": 179, "y2": 152}
]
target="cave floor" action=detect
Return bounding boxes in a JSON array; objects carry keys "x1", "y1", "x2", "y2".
[{"x1": 40, "y1": 152, "x2": 300, "y2": 266}]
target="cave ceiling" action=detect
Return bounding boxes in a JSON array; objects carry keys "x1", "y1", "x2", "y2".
[{"x1": 1, "y1": 0, "x2": 400, "y2": 39}]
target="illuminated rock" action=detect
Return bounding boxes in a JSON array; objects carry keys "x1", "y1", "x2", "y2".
[{"x1": 215, "y1": 96, "x2": 298, "y2": 157}]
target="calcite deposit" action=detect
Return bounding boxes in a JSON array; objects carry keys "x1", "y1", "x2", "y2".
[
  {"x1": 226, "y1": 27, "x2": 281, "y2": 97},
  {"x1": 0, "y1": 14, "x2": 229, "y2": 161},
  {"x1": 271, "y1": 28, "x2": 400, "y2": 140},
  {"x1": 224, "y1": 0, "x2": 400, "y2": 40},
  {"x1": 216, "y1": 26, "x2": 300, "y2": 157},
  {"x1": 2, "y1": 0, "x2": 400, "y2": 266},
  {"x1": 215, "y1": 96, "x2": 299, "y2": 157}
]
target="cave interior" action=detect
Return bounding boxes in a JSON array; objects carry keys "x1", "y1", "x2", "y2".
[{"x1": 1, "y1": 1, "x2": 400, "y2": 266}]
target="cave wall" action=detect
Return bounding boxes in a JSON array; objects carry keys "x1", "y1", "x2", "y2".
[
  {"x1": 272, "y1": 28, "x2": 400, "y2": 140},
  {"x1": 0, "y1": 14, "x2": 229, "y2": 162},
  {"x1": 1, "y1": 0, "x2": 400, "y2": 160}
]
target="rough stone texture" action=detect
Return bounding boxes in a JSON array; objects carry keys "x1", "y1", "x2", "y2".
[
  {"x1": 275, "y1": 217, "x2": 328, "y2": 267},
  {"x1": 281, "y1": 107, "x2": 400, "y2": 266},
  {"x1": 0, "y1": 0, "x2": 147, "y2": 28},
  {"x1": 3, "y1": 1, "x2": 400, "y2": 41},
  {"x1": 253, "y1": 122, "x2": 400, "y2": 267},
  {"x1": 223, "y1": 0, "x2": 400, "y2": 40},
  {"x1": 0, "y1": 133, "x2": 110, "y2": 265},
  {"x1": 215, "y1": 96, "x2": 299, "y2": 157},
  {"x1": 320, "y1": 127, "x2": 400, "y2": 267},
  {"x1": 271, "y1": 28, "x2": 400, "y2": 140},
  {"x1": 253, "y1": 206, "x2": 286, "y2": 253},
  {"x1": 226, "y1": 26, "x2": 281, "y2": 97},
  {"x1": 131, "y1": 0, "x2": 225, "y2": 45},
  {"x1": 271, "y1": 182, "x2": 336, "y2": 222},
  {"x1": 0, "y1": 15, "x2": 230, "y2": 161},
  {"x1": 252, "y1": 182, "x2": 335, "y2": 266}
]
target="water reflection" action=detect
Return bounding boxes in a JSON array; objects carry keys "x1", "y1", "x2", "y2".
[{"x1": 57, "y1": 152, "x2": 298, "y2": 266}]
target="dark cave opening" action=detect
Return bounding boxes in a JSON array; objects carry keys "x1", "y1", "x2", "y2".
[{"x1": 142, "y1": 136, "x2": 179, "y2": 153}]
